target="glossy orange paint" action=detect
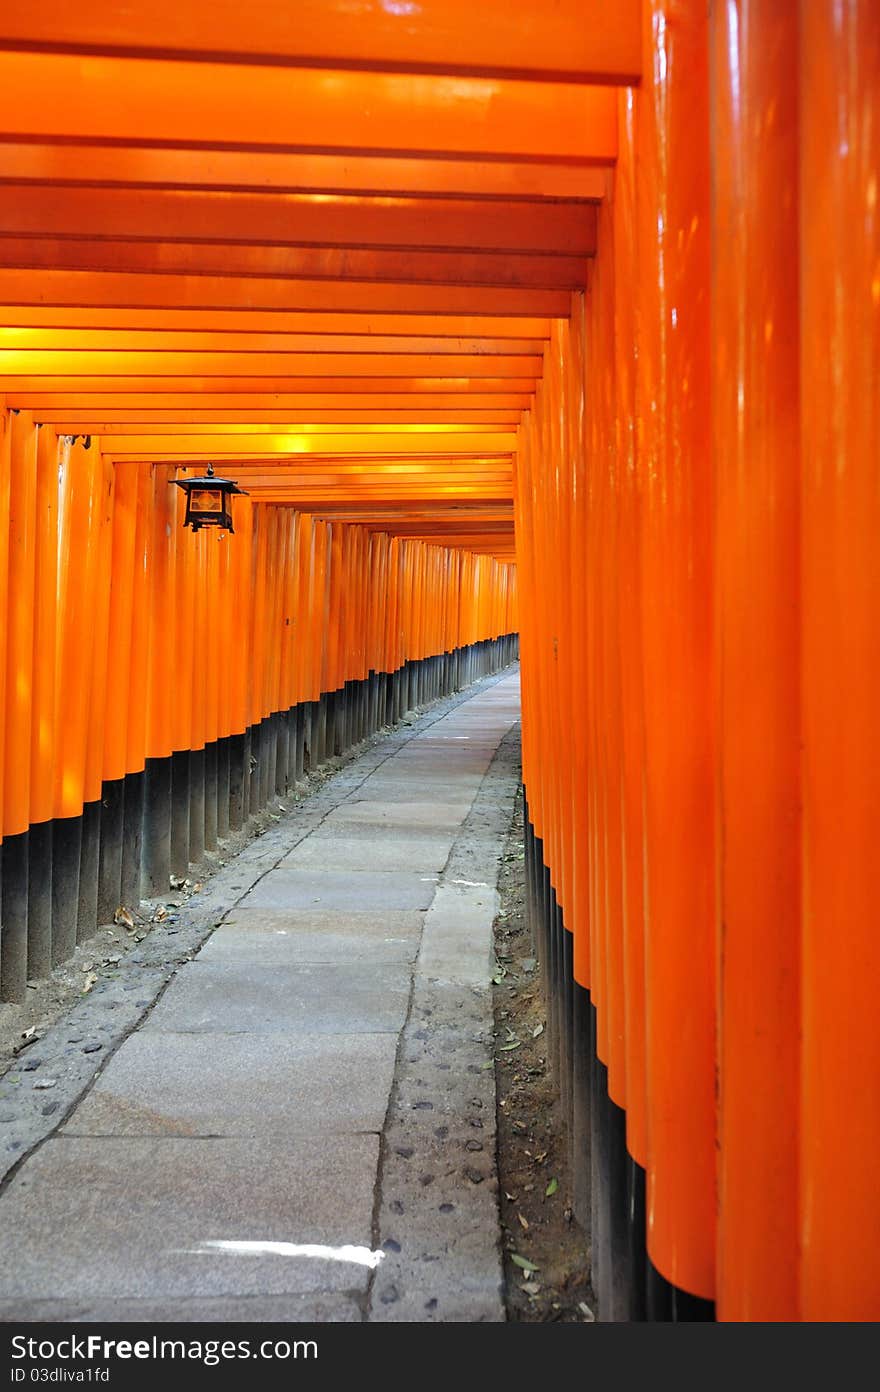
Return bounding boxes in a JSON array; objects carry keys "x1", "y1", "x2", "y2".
[
  {"x1": 711, "y1": 0, "x2": 801, "y2": 1323},
  {"x1": 0, "y1": 51, "x2": 618, "y2": 162},
  {"x1": 799, "y1": 0, "x2": 880, "y2": 1324},
  {"x1": 0, "y1": 143, "x2": 609, "y2": 201},
  {"x1": 0, "y1": 0, "x2": 641, "y2": 85}
]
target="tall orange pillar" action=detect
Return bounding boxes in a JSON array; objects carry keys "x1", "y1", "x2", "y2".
[
  {"x1": 799, "y1": 0, "x2": 880, "y2": 1322},
  {"x1": 638, "y1": 0, "x2": 716, "y2": 1312}
]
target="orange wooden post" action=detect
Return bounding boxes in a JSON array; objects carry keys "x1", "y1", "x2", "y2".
[
  {"x1": 799, "y1": 0, "x2": 880, "y2": 1323},
  {"x1": 711, "y1": 0, "x2": 801, "y2": 1322},
  {"x1": 27, "y1": 424, "x2": 59, "y2": 976},
  {"x1": 141, "y1": 463, "x2": 177, "y2": 894},
  {"x1": 79, "y1": 446, "x2": 115, "y2": 938},
  {"x1": 1, "y1": 411, "x2": 37, "y2": 999},
  {"x1": 614, "y1": 94, "x2": 648, "y2": 1216},
  {"x1": 98, "y1": 457, "x2": 137, "y2": 922},
  {"x1": 0, "y1": 408, "x2": 11, "y2": 912},
  {"x1": 638, "y1": 0, "x2": 717, "y2": 1314}
]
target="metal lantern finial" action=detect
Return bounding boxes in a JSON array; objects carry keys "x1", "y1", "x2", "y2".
[{"x1": 172, "y1": 463, "x2": 248, "y2": 533}]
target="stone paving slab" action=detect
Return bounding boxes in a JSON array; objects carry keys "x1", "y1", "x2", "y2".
[
  {"x1": 239, "y1": 869, "x2": 436, "y2": 913},
  {"x1": 324, "y1": 800, "x2": 472, "y2": 829},
  {"x1": 417, "y1": 884, "x2": 501, "y2": 987},
  {"x1": 280, "y1": 834, "x2": 453, "y2": 873},
  {"x1": 198, "y1": 909, "x2": 422, "y2": 965},
  {"x1": 0, "y1": 1136, "x2": 380, "y2": 1299},
  {"x1": 0, "y1": 1294, "x2": 362, "y2": 1322},
  {"x1": 143, "y1": 962, "x2": 412, "y2": 1035},
  {"x1": 62, "y1": 1031, "x2": 399, "y2": 1137}
]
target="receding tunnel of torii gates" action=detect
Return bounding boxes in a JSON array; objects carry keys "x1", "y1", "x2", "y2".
[{"x1": 0, "y1": 0, "x2": 877, "y2": 1328}]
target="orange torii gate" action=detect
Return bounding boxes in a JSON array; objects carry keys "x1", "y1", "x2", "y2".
[{"x1": 0, "y1": 0, "x2": 878, "y2": 1326}]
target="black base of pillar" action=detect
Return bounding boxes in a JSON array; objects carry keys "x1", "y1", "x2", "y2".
[
  {"x1": 228, "y1": 733, "x2": 247, "y2": 831},
  {"x1": 571, "y1": 981, "x2": 592, "y2": 1235},
  {"x1": 77, "y1": 798, "x2": 101, "y2": 943},
  {"x1": 121, "y1": 770, "x2": 145, "y2": 908},
  {"x1": 1, "y1": 830, "x2": 29, "y2": 1002},
  {"x1": 188, "y1": 746, "x2": 206, "y2": 865},
  {"x1": 97, "y1": 776, "x2": 125, "y2": 925},
  {"x1": 524, "y1": 794, "x2": 715, "y2": 1324},
  {"x1": 170, "y1": 749, "x2": 191, "y2": 878},
  {"x1": 51, "y1": 814, "x2": 82, "y2": 966},
  {"x1": 27, "y1": 819, "x2": 53, "y2": 982},
  {"x1": 204, "y1": 740, "x2": 219, "y2": 850},
  {"x1": 216, "y1": 738, "x2": 231, "y2": 841},
  {"x1": 627, "y1": 1155, "x2": 648, "y2": 1322},
  {"x1": 142, "y1": 756, "x2": 171, "y2": 896}
]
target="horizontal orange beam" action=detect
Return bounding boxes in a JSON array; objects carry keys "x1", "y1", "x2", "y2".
[
  {"x1": 0, "y1": 330, "x2": 544, "y2": 356},
  {"x1": 3, "y1": 393, "x2": 531, "y2": 411},
  {"x1": 1, "y1": 377, "x2": 537, "y2": 395},
  {"x1": 70, "y1": 421, "x2": 516, "y2": 436},
  {"x1": 245, "y1": 496, "x2": 511, "y2": 508},
  {"x1": 0, "y1": 53, "x2": 619, "y2": 162},
  {"x1": 32, "y1": 412, "x2": 523, "y2": 428},
  {"x1": 0, "y1": 269, "x2": 570, "y2": 316},
  {"x1": 0, "y1": 240, "x2": 589, "y2": 289},
  {"x1": 156, "y1": 486, "x2": 513, "y2": 498},
  {"x1": 99, "y1": 431, "x2": 516, "y2": 453},
  {"x1": 314, "y1": 509, "x2": 514, "y2": 521},
  {"x1": 0, "y1": 353, "x2": 541, "y2": 378},
  {"x1": 0, "y1": 1, "x2": 641, "y2": 85},
  {"x1": 320, "y1": 511, "x2": 513, "y2": 518},
  {"x1": 0, "y1": 308, "x2": 553, "y2": 338},
  {"x1": 0, "y1": 187, "x2": 596, "y2": 257},
  {"x1": 0, "y1": 375, "x2": 537, "y2": 398},
  {"x1": 0, "y1": 144, "x2": 610, "y2": 201},
  {"x1": 203, "y1": 464, "x2": 512, "y2": 476},
  {"x1": 163, "y1": 482, "x2": 513, "y2": 493}
]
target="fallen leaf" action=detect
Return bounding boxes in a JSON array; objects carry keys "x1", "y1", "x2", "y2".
[
  {"x1": 82, "y1": 972, "x2": 98, "y2": 993},
  {"x1": 499, "y1": 1041, "x2": 521, "y2": 1052},
  {"x1": 579, "y1": 1302, "x2": 595, "y2": 1322},
  {"x1": 33, "y1": 1078, "x2": 57, "y2": 1090},
  {"x1": 517, "y1": 1213, "x2": 530, "y2": 1231},
  {"x1": 522, "y1": 1281, "x2": 542, "y2": 1297},
  {"x1": 545, "y1": 1177, "x2": 559, "y2": 1197},
  {"x1": 113, "y1": 906, "x2": 135, "y2": 929},
  {"x1": 532, "y1": 1023, "x2": 545, "y2": 1038},
  {"x1": 510, "y1": 1254, "x2": 539, "y2": 1273}
]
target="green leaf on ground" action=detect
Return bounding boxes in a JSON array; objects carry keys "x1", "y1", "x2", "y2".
[
  {"x1": 545, "y1": 1177, "x2": 558, "y2": 1197},
  {"x1": 510, "y1": 1254, "x2": 540, "y2": 1273}
]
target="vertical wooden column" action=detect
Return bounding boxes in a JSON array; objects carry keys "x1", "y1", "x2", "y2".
[
  {"x1": 799, "y1": 0, "x2": 880, "y2": 1323},
  {"x1": 711, "y1": 0, "x2": 801, "y2": 1322},
  {"x1": 28, "y1": 426, "x2": 59, "y2": 978},
  {"x1": 1, "y1": 413, "x2": 37, "y2": 999},
  {"x1": 638, "y1": 0, "x2": 716, "y2": 1313}
]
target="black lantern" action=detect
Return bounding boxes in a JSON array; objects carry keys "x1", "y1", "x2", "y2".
[{"x1": 172, "y1": 464, "x2": 247, "y2": 533}]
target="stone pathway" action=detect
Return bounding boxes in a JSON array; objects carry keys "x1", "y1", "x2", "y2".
[{"x1": 0, "y1": 670, "x2": 521, "y2": 1323}]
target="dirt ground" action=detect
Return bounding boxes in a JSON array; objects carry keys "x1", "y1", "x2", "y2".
[{"x1": 492, "y1": 789, "x2": 595, "y2": 1323}]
